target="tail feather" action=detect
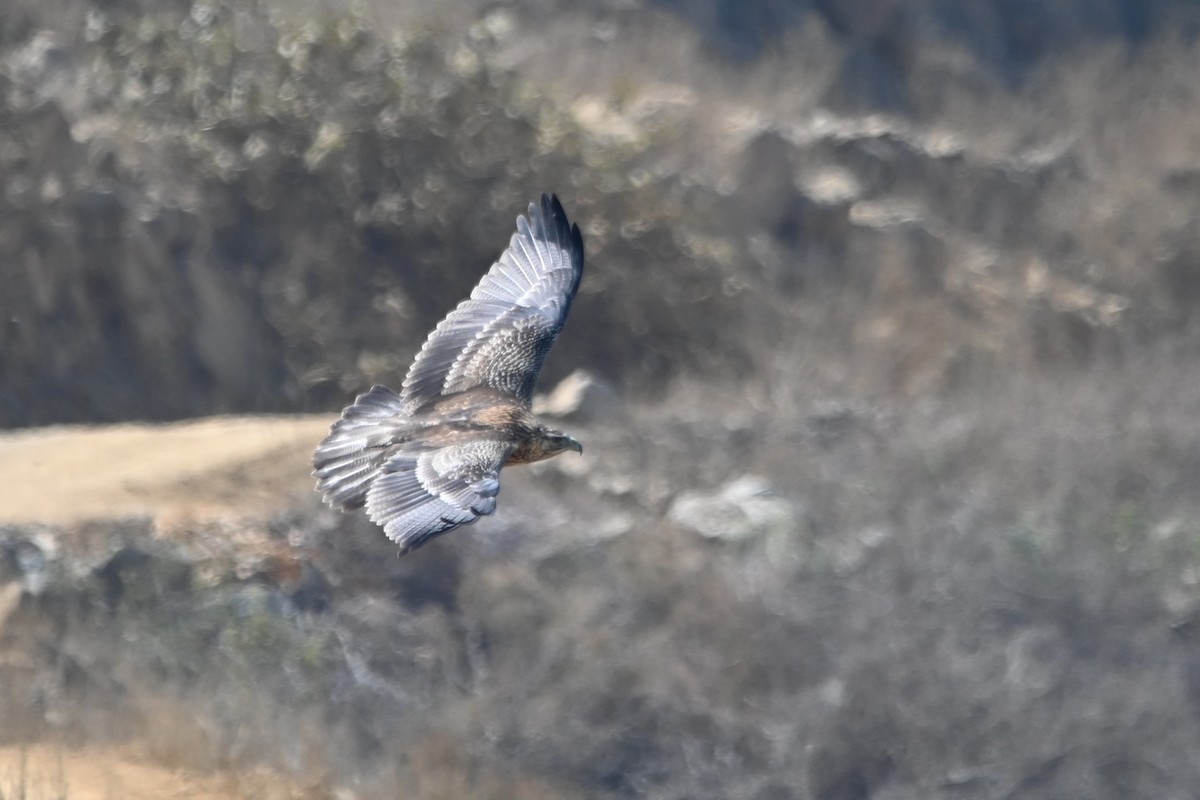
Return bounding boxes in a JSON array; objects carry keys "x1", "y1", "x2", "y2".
[{"x1": 313, "y1": 385, "x2": 407, "y2": 510}]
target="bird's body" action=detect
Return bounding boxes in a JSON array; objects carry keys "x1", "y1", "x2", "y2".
[{"x1": 313, "y1": 194, "x2": 585, "y2": 554}]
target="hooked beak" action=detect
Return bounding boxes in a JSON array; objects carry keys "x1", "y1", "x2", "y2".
[{"x1": 565, "y1": 436, "x2": 583, "y2": 455}]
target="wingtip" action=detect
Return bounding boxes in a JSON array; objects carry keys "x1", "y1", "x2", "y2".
[
  {"x1": 531, "y1": 191, "x2": 565, "y2": 218},
  {"x1": 570, "y1": 220, "x2": 584, "y2": 262},
  {"x1": 528, "y1": 193, "x2": 560, "y2": 230},
  {"x1": 527, "y1": 192, "x2": 583, "y2": 265}
]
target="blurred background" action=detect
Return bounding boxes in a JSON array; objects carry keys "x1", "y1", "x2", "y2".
[{"x1": 2, "y1": 0, "x2": 1200, "y2": 797}]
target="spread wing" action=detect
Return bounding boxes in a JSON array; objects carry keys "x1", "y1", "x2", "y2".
[
  {"x1": 400, "y1": 193, "x2": 585, "y2": 411},
  {"x1": 364, "y1": 439, "x2": 513, "y2": 553}
]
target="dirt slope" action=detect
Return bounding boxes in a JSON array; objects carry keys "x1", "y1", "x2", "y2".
[
  {"x1": 0, "y1": 744, "x2": 318, "y2": 800},
  {"x1": 0, "y1": 416, "x2": 330, "y2": 526}
]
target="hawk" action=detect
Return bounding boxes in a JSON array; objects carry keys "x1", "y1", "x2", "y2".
[{"x1": 312, "y1": 194, "x2": 586, "y2": 554}]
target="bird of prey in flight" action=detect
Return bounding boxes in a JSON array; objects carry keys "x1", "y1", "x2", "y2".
[{"x1": 313, "y1": 194, "x2": 586, "y2": 554}]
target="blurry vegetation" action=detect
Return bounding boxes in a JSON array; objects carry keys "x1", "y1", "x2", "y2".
[
  {"x1": 3, "y1": 0, "x2": 1200, "y2": 426},
  {"x1": 3, "y1": 365, "x2": 1200, "y2": 797},
  {"x1": 2, "y1": 0, "x2": 1200, "y2": 798},
  {"x1": 0, "y1": 0, "x2": 735, "y2": 425}
]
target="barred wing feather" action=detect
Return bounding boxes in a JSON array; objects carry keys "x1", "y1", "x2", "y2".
[
  {"x1": 365, "y1": 440, "x2": 513, "y2": 553},
  {"x1": 400, "y1": 193, "x2": 584, "y2": 410}
]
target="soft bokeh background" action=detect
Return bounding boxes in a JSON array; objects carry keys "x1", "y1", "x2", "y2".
[{"x1": 3, "y1": 1, "x2": 1200, "y2": 797}]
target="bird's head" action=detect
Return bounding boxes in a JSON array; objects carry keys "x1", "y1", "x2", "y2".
[{"x1": 543, "y1": 428, "x2": 583, "y2": 457}]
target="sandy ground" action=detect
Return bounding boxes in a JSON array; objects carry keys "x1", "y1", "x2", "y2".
[
  {"x1": 0, "y1": 416, "x2": 333, "y2": 526},
  {"x1": 0, "y1": 744, "x2": 320, "y2": 800}
]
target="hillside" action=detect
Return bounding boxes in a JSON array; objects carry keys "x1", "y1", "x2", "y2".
[{"x1": 3, "y1": 0, "x2": 1200, "y2": 797}]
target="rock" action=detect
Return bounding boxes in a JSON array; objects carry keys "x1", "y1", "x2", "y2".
[
  {"x1": 532, "y1": 369, "x2": 622, "y2": 423},
  {"x1": 669, "y1": 475, "x2": 797, "y2": 542},
  {"x1": 0, "y1": 529, "x2": 57, "y2": 596}
]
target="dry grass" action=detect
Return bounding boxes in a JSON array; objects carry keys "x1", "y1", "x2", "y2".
[{"x1": 2, "y1": 349, "x2": 1199, "y2": 797}]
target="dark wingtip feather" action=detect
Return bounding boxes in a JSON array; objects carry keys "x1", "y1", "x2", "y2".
[
  {"x1": 570, "y1": 221, "x2": 584, "y2": 265},
  {"x1": 536, "y1": 192, "x2": 584, "y2": 273}
]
